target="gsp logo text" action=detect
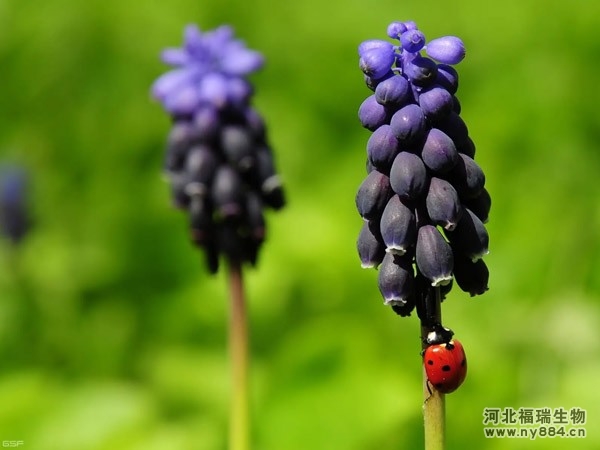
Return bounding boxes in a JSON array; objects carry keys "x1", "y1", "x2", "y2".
[{"x1": 2, "y1": 442, "x2": 24, "y2": 448}]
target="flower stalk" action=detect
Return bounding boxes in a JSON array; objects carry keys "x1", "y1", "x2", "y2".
[
  {"x1": 228, "y1": 261, "x2": 249, "y2": 450},
  {"x1": 420, "y1": 285, "x2": 445, "y2": 450}
]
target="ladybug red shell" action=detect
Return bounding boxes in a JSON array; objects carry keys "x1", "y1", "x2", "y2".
[{"x1": 423, "y1": 339, "x2": 467, "y2": 394}]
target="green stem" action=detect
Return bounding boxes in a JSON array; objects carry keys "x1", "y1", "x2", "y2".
[
  {"x1": 421, "y1": 286, "x2": 445, "y2": 450},
  {"x1": 228, "y1": 261, "x2": 249, "y2": 450}
]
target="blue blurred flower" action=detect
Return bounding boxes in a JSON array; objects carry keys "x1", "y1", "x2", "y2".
[
  {"x1": 151, "y1": 25, "x2": 265, "y2": 116},
  {"x1": 0, "y1": 167, "x2": 30, "y2": 244}
]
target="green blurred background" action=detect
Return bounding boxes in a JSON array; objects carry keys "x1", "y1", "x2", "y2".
[{"x1": 1, "y1": 0, "x2": 599, "y2": 448}]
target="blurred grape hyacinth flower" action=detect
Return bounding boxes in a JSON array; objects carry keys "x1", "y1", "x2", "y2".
[
  {"x1": 355, "y1": 21, "x2": 490, "y2": 315},
  {"x1": 0, "y1": 167, "x2": 30, "y2": 245},
  {"x1": 152, "y1": 25, "x2": 285, "y2": 273}
]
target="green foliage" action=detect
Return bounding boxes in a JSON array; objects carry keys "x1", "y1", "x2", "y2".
[{"x1": 0, "y1": 0, "x2": 599, "y2": 448}]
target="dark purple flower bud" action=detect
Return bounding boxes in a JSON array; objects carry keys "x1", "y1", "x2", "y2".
[
  {"x1": 456, "y1": 135, "x2": 476, "y2": 158},
  {"x1": 355, "y1": 170, "x2": 393, "y2": 220},
  {"x1": 452, "y1": 95, "x2": 461, "y2": 114},
  {"x1": 463, "y1": 188, "x2": 491, "y2": 223},
  {"x1": 221, "y1": 125, "x2": 256, "y2": 172},
  {"x1": 389, "y1": 151, "x2": 428, "y2": 200},
  {"x1": 418, "y1": 85, "x2": 454, "y2": 120},
  {"x1": 425, "y1": 36, "x2": 466, "y2": 65},
  {"x1": 192, "y1": 104, "x2": 221, "y2": 143},
  {"x1": 380, "y1": 195, "x2": 417, "y2": 255},
  {"x1": 425, "y1": 177, "x2": 463, "y2": 231},
  {"x1": 416, "y1": 225, "x2": 454, "y2": 287},
  {"x1": 453, "y1": 254, "x2": 489, "y2": 296},
  {"x1": 435, "y1": 64, "x2": 459, "y2": 94},
  {"x1": 402, "y1": 56, "x2": 438, "y2": 87},
  {"x1": 254, "y1": 146, "x2": 285, "y2": 210},
  {"x1": 364, "y1": 70, "x2": 394, "y2": 91},
  {"x1": 366, "y1": 124, "x2": 400, "y2": 173},
  {"x1": 377, "y1": 252, "x2": 415, "y2": 306},
  {"x1": 358, "y1": 95, "x2": 389, "y2": 131},
  {"x1": 184, "y1": 145, "x2": 219, "y2": 196},
  {"x1": 165, "y1": 121, "x2": 196, "y2": 172},
  {"x1": 446, "y1": 153, "x2": 485, "y2": 199},
  {"x1": 366, "y1": 157, "x2": 375, "y2": 174},
  {"x1": 420, "y1": 128, "x2": 459, "y2": 173},
  {"x1": 359, "y1": 47, "x2": 395, "y2": 80},
  {"x1": 389, "y1": 104, "x2": 427, "y2": 144},
  {"x1": 243, "y1": 107, "x2": 266, "y2": 141},
  {"x1": 375, "y1": 75, "x2": 411, "y2": 107},
  {"x1": 226, "y1": 77, "x2": 254, "y2": 107},
  {"x1": 212, "y1": 165, "x2": 244, "y2": 218},
  {"x1": 190, "y1": 195, "x2": 214, "y2": 247},
  {"x1": 446, "y1": 208, "x2": 489, "y2": 262},
  {"x1": 400, "y1": 29, "x2": 426, "y2": 53},
  {"x1": 387, "y1": 22, "x2": 407, "y2": 39},
  {"x1": 244, "y1": 191, "x2": 266, "y2": 244},
  {"x1": 434, "y1": 112, "x2": 469, "y2": 149},
  {"x1": 357, "y1": 220, "x2": 385, "y2": 268}
]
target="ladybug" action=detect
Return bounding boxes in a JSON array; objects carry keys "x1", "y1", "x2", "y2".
[{"x1": 423, "y1": 339, "x2": 467, "y2": 394}]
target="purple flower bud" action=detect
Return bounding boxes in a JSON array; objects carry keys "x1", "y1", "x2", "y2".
[
  {"x1": 400, "y1": 29, "x2": 426, "y2": 53},
  {"x1": 358, "y1": 40, "x2": 394, "y2": 57},
  {"x1": 190, "y1": 195, "x2": 214, "y2": 247},
  {"x1": 254, "y1": 147, "x2": 285, "y2": 210},
  {"x1": 366, "y1": 124, "x2": 400, "y2": 173},
  {"x1": 355, "y1": 170, "x2": 393, "y2": 220},
  {"x1": 453, "y1": 254, "x2": 489, "y2": 296},
  {"x1": 380, "y1": 195, "x2": 417, "y2": 255},
  {"x1": 457, "y1": 135, "x2": 476, "y2": 158},
  {"x1": 386, "y1": 22, "x2": 407, "y2": 39},
  {"x1": 212, "y1": 165, "x2": 244, "y2": 218},
  {"x1": 435, "y1": 112, "x2": 469, "y2": 149},
  {"x1": 402, "y1": 56, "x2": 438, "y2": 87},
  {"x1": 389, "y1": 151, "x2": 428, "y2": 200},
  {"x1": 463, "y1": 188, "x2": 491, "y2": 223},
  {"x1": 425, "y1": 177, "x2": 463, "y2": 231},
  {"x1": 244, "y1": 191, "x2": 266, "y2": 244},
  {"x1": 425, "y1": 36, "x2": 466, "y2": 65},
  {"x1": 420, "y1": 128, "x2": 459, "y2": 173},
  {"x1": 418, "y1": 85, "x2": 454, "y2": 120},
  {"x1": 435, "y1": 64, "x2": 459, "y2": 94},
  {"x1": 446, "y1": 153, "x2": 486, "y2": 199},
  {"x1": 0, "y1": 167, "x2": 30, "y2": 244},
  {"x1": 389, "y1": 104, "x2": 427, "y2": 144},
  {"x1": 403, "y1": 21, "x2": 418, "y2": 31},
  {"x1": 164, "y1": 82, "x2": 202, "y2": 116},
  {"x1": 164, "y1": 121, "x2": 196, "y2": 172},
  {"x1": 416, "y1": 225, "x2": 454, "y2": 287},
  {"x1": 192, "y1": 104, "x2": 221, "y2": 143},
  {"x1": 184, "y1": 145, "x2": 219, "y2": 195},
  {"x1": 357, "y1": 220, "x2": 385, "y2": 268},
  {"x1": 198, "y1": 72, "x2": 229, "y2": 108},
  {"x1": 358, "y1": 95, "x2": 390, "y2": 131},
  {"x1": 375, "y1": 74, "x2": 411, "y2": 107},
  {"x1": 377, "y1": 252, "x2": 415, "y2": 306},
  {"x1": 359, "y1": 47, "x2": 396, "y2": 80},
  {"x1": 221, "y1": 125, "x2": 255, "y2": 172},
  {"x1": 446, "y1": 208, "x2": 489, "y2": 262}
]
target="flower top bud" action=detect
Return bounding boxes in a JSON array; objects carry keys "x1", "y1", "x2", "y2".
[
  {"x1": 425, "y1": 36, "x2": 466, "y2": 65},
  {"x1": 152, "y1": 24, "x2": 265, "y2": 116}
]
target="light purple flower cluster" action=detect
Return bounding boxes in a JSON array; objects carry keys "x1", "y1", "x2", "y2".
[
  {"x1": 152, "y1": 25, "x2": 285, "y2": 273},
  {"x1": 355, "y1": 21, "x2": 490, "y2": 316},
  {"x1": 0, "y1": 167, "x2": 30, "y2": 244}
]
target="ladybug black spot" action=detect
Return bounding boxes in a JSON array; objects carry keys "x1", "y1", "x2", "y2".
[
  {"x1": 427, "y1": 359, "x2": 434, "y2": 366},
  {"x1": 441, "y1": 364, "x2": 451, "y2": 372}
]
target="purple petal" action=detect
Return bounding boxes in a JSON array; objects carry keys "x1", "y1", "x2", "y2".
[
  {"x1": 198, "y1": 72, "x2": 229, "y2": 108},
  {"x1": 220, "y1": 48, "x2": 264, "y2": 76},
  {"x1": 151, "y1": 69, "x2": 194, "y2": 100},
  {"x1": 164, "y1": 83, "x2": 201, "y2": 116},
  {"x1": 183, "y1": 24, "x2": 204, "y2": 54},
  {"x1": 161, "y1": 48, "x2": 189, "y2": 66}
]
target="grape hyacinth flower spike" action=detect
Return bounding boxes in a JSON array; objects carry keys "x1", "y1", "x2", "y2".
[
  {"x1": 152, "y1": 24, "x2": 285, "y2": 450},
  {"x1": 355, "y1": 21, "x2": 490, "y2": 449}
]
